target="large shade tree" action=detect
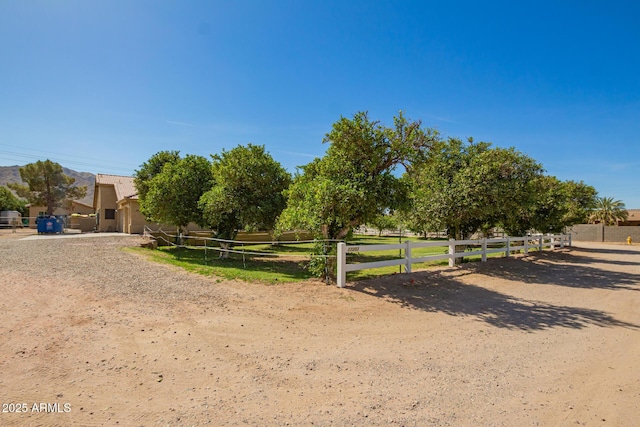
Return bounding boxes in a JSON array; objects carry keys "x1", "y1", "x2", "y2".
[
  {"x1": 277, "y1": 111, "x2": 438, "y2": 240},
  {"x1": 199, "y1": 144, "x2": 291, "y2": 256},
  {"x1": 560, "y1": 180, "x2": 598, "y2": 226},
  {"x1": 8, "y1": 160, "x2": 86, "y2": 215},
  {"x1": 403, "y1": 138, "x2": 544, "y2": 239},
  {"x1": 134, "y1": 150, "x2": 181, "y2": 219},
  {"x1": 140, "y1": 154, "x2": 213, "y2": 232},
  {"x1": 527, "y1": 177, "x2": 597, "y2": 233}
]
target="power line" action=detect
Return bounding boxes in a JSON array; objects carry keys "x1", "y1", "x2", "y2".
[
  {"x1": 0, "y1": 143, "x2": 140, "y2": 168},
  {"x1": 0, "y1": 147, "x2": 138, "y2": 175}
]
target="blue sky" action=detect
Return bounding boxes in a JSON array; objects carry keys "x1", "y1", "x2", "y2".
[{"x1": 1, "y1": 1, "x2": 639, "y2": 206}]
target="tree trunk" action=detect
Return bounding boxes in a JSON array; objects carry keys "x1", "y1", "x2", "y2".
[{"x1": 219, "y1": 242, "x2": 231, "y2": 258}]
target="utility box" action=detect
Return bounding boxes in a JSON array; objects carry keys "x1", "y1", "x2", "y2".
[{"x1": 37, "y1": 216, "x2": 64, "y2": 234}]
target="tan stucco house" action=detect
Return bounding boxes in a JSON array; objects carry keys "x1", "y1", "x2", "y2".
[
  {"x1": 94, "y1": 174, "x2": 212, "y2": 235},
  {"x1": 94, "y1": 174, "x2": 149, "y2": 234}
]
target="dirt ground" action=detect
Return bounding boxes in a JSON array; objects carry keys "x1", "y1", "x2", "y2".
[{"x1": 0, "y1": 229, "x2": 639, "y2": 426}]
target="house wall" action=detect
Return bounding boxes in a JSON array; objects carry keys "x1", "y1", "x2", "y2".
[
  {"x1": 129, "y1": 202, "x2": 149, "y2": 234},
  {"x1": 114, "y1": 199, "x2": 157, "y2": 234},
  {"x1": 115, "y1": 199, "x2": 148, "y2": 234},
  {"x1": 28, "y1": 206, "x2": 49, "y2": 227},
  {"x1": 95, "y1": 184, "x2": 118, "y2": 232},
  {"x1": 68, "y1": 216, "x2": 96, "y2": 232},
  {"x1": 71, "y1": 202, "x2": 94, "y2": 215},
  {"x1": 117, "y1": 206, "x2": 127, "y2": 233},
  {"x1": 27, "y1": 202, "x2": 94, "y2": 228}
]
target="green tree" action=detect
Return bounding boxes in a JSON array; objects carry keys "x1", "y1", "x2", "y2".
[
  {"x1": 528, "y1": 177, "x2": 597, "y2": 233},
  {"x1": 404, "y1": 138, "x2": 543, "y2": 239},
  {"x1": 277, "y1": 111, "x2": 437, "y2": 240},
  {"x1": 560, "y1": 180, "x2": 598, "y2": 225},
  {"x1": 486, "y1": 148, "x2": 545, "y2": 236},
  {"x1": 403, "y1": 138, "x2": 487, "y2": 239},
  {"x1": 142, "y1": 154, "x2": 213, "y2": 232},
  {"x1": 588, "y1": 196, "x2": 628, "y2": 225},
  {"x1": 0, "y1": 185, "x2": 25, "y2": 213},
  {"x1": 134, "y1": 150, "x2": 181, "y2": 219},
  {"x1": 8, "y1": 160, "x2": 86, "y2": 215},
  {"x1": 199, "y1": 144, "x2": 291, "y2": 256},
  {"x1": 367, "y1": 211, "x2": 402, "y2": 236}
]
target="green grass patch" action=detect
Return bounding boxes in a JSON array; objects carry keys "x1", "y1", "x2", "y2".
[
  {"x1": 344, "y1": 235, "x2": 449, "y2": 280},
  {"x1": 342, "y1": 235, "x2": 518, "y2": 281},
  {"x1": 127, "y1": 234, "x2": 525, "y2": 284},
  {"x1": 126, "y1": 245, "x2": 314, "y2": 284}
]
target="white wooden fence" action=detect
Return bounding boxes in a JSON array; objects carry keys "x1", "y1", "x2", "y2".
[{"x1": 336, "y1": 234, "x2": 571, "y2": 287}]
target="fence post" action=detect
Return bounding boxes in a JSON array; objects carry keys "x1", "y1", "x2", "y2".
[
  {"x1": 524, "y1": 236, "x2": 529, "y2": 255},
  {"x1": 405, "y1": 241, "x2": 412, "y2": 274},
  {"x1": 560, "y1": 234, "x2": 565, "y2": 248},
  {"x1": 539, "y1": 236, "x2": 543, "y2": 252},
  {"x1": 337, "y1": 242, "x2": 346, "y2": 288},
  {"x1": 505, "y1": 236, "x2": 511, "y2": 258},
  {"x1": 568, "y1": 233, "x2": 572, "y2": 247},
  {"x1": 448, "y1": 239, "x2": 456, "y2": 267},
  {"x1": 482, "y1": 238, "x2": 487, "y2": 262},
  {"x1": 550, "y1": 235, "x2": 555, "y2": 250}
]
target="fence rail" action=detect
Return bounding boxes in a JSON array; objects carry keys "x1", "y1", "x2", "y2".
[{"x1": 336, "y1": 234, "x2": 571, "y2": 287}]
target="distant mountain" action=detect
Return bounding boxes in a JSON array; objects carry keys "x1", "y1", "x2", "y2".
[{"x1": 0, "y1": 165, "x2": 95, "y2": 206}]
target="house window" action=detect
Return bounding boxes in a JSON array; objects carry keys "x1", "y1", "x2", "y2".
[{"x1": 105, "y1": 209, "x2": 116, "y2": 220}]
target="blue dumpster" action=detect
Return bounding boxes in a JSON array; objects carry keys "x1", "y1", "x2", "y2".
[{"x1": 37, "y1": 216, "x2": 64, "y2": 234}]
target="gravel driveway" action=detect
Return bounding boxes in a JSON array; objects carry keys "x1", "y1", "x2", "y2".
[{"x1": 0, "y1": 233, "x2": 229, "y2": 304}]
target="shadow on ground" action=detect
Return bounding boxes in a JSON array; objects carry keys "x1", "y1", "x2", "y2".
[
  {"x1": 463, "y1": 249, "x2": 640, "y2": 290},
  {"x1": 568, "y1": 245, "x2": 640, "y2": 256},
  {"x1": 349, "y1": 249, "x2": 639, "y2": 331}
]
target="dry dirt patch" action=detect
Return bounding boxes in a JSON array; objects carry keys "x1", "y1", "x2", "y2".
[{"x1": 0, "y1": 235, "x2": 639, "y2": 426}]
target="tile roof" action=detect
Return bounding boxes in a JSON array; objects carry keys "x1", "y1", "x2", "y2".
[{"x1": 95, "y1": 174, "x2": 138, "y2": 202}]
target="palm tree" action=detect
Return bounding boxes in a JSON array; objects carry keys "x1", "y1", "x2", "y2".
[{"x1": 589, "y1": 197, "x2": 628, "y2": 225}]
